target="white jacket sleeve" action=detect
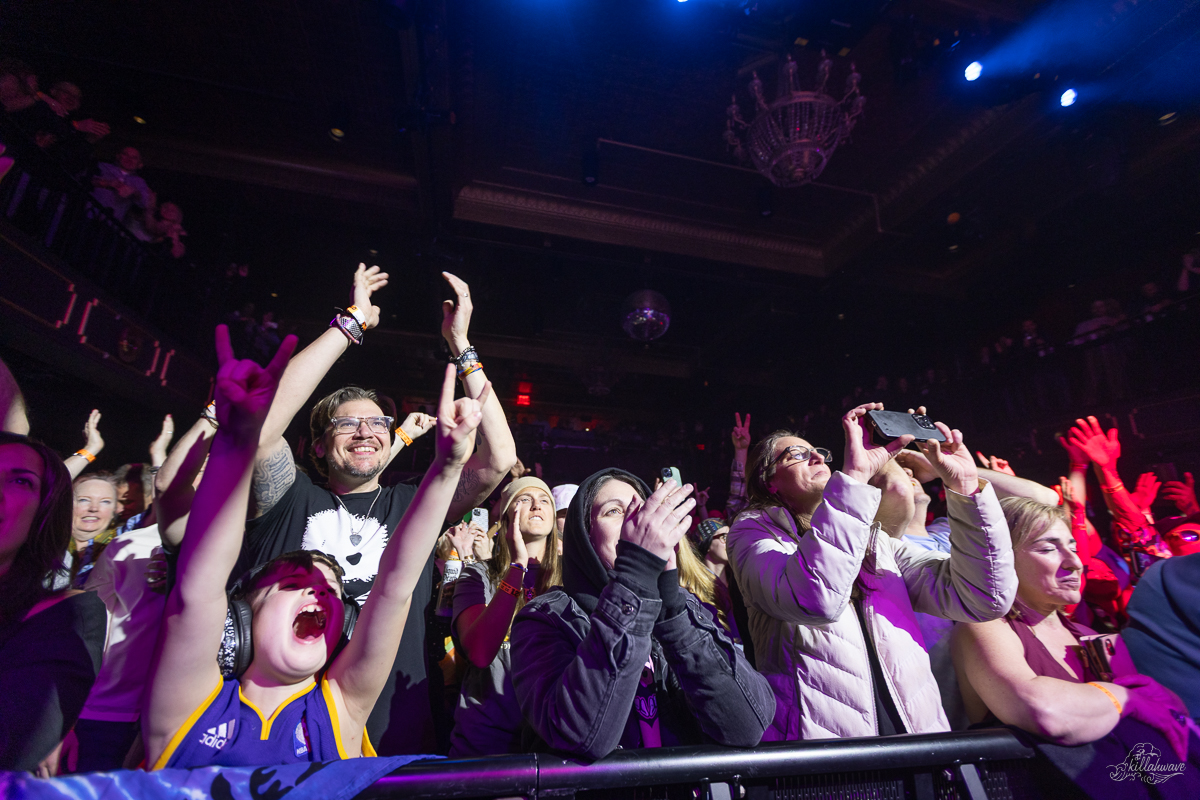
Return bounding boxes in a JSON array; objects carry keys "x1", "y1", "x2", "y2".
[
  {"x1": 728, "y1": 471, "x2": 881, "y2": 626},
  {"x1": 895, "y1": 479, "x2": 1016, "y2": 622}
]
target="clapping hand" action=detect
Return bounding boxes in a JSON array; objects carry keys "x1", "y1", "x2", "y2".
[
  {"x1": 82, "y1": 408, "x2": 104, "y2": 454},
  {"x1": 149, "y1": 414, "x2": 175, "y2": 465},
  {"x1": 1066, "y1": 417, "x2": 1121, "y2": 469},
  {"x1": 913, "y1": 421, "x2": 978, "y2": 496},
  {"x1": 213, "y1": 325, "x2": 297, "y2": 444},
  {"x1": 434, "y1": 364, "x2": 490, "y2": 469},
  {"x1": 732, "y1": 412, "x2": 751, "y2": 451},
  {"x1": 1132, "y1": 472, "x2": 1161, "y2": 516},
  {"x1": 842, "y1": 403, "x2": 913, "y2": 486},
  {"x1": 621, "y1": 480, "x2": 696, "y2": 570},
  {"x1": 507, "y1": 502, "x2": 531, "y2": 568},
  {"x1": 351, "y1": 263, "x2": 388, "y2": 329},
  {"x1": 441, "y1": 272, "x2": 474, "y2": 354}
]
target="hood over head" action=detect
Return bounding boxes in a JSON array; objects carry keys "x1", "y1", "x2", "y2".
[{"x1": 562, "y1": 467, "x2": 649, "y2": 613}]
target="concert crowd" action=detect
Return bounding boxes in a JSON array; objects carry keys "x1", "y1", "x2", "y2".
[{"x1": 2, "y1": 256, "x2": 1200, "y2": 797}]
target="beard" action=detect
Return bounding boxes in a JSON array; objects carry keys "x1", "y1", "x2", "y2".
[{"x1": 331, "y1": 455, "x2": 385, "y2": 480}]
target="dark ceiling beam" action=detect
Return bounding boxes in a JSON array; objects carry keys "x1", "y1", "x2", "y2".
[
  {"x1": 126, "y1": 134, "x2": 420, "y2": 210},
  {"x1": 453, "y1": 184, "x2": 828, "y2": 277}
]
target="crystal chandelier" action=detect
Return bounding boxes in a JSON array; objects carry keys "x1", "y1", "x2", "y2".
[{"x1": 725, "y1": 51, "x2": 865, "y2": 187}]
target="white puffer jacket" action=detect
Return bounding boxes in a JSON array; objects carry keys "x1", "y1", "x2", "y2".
[{"x1": 728, "y1": 472, "x2": 1015, "y2": 740}]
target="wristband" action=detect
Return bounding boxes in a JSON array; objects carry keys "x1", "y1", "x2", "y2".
[
  {"x1": 345, "y1": 305, "x2": 367, "y2": 327},
  {"x1": 395, "y1": 427, "x2": 414, "y2": 447},
  {"x1": 331, "y1": 312, "x2": 364, "y2": 345},
  {"x1": 458, "y1": 362, "x2": 484, "y2": 379},
  {"x1": 202, "y1": 401, "x2": 219, "y2": 427},
  {"x1": 509, "y1": 561, "x2": 527, "y2": 574},
  {"x1": 497, "y1": 580, "x2": 522, "y2": 598},
  {"x1": 1070, "y1": 463, "x2": 1088, "y2": 472},
  {"x1": 74, "y1": 449, "x2": 96, "y2": 463},
  {"x1": 1102, "y1": 483, "x2": 1126, "y2": 494},
  {"x1": 1087, "y1": 682, "x2": 1123, "y2": 715}
]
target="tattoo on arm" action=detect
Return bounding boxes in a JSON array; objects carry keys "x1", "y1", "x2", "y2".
[
  {"x1": 452, "y1": 467, "x2": 483, "y2": 505},
  {"x1": 252, "y1": 444, "x2": 296, "y2": 517}
]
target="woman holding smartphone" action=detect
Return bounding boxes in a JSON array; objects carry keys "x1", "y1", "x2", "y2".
[{"x1": 449, "y1": 477, "x2": 559, "y2": 756}]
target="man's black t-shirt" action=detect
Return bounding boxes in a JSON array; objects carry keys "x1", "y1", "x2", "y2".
[{"x1": 238, "y1": 469, "x2": 435, "y2": 754}]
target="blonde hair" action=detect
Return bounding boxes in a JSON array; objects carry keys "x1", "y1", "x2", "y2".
[{"x1": 999, "y1": 497, "x2": 1067, "y2": 551}]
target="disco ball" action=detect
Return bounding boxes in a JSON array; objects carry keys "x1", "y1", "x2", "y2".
[{"x1": 622, "y1": 290, "x2": 671, "y2": 342}]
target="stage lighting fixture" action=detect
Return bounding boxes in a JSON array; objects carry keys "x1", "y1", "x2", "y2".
[
  {"x1": 1060, "y1": 88, "x2": 1077, "y2": 107},
  {"x1": 329, "y1": 127, "x2": 346, "y2": 141},
  {"x1": 133, "y1": 116, "x2": 147, "y2": 125},
  {"x1": 965, "y1": 62, "x2": 982, "y2": 81}
]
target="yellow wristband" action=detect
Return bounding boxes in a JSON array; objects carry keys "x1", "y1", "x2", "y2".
[
  {"x1": 74, "y1": 449, "x2": 96, "y2": 463},
  {"x1": 1087, "y1": 682, "x2": 1123, "y2": 715},
  {"x1": 395, "y1": 427, "x2": 414, "y2": 447}
]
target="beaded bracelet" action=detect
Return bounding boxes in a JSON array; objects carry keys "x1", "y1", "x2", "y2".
[
  {"x1": 395, "y1": 427, "x2": 414, "y2": 447},
  {"x1": 1087, "y1": 682, "x2": 1123, "y2": 715}
]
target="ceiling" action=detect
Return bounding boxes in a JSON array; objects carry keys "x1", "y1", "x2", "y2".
[{"x1": 3, "y1": 0, "x2": 1199, "y2": 426}]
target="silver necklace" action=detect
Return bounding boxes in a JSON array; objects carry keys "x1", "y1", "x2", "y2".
[{"x1": 332, "y1": 486, "x2": 382, "y2": 547}]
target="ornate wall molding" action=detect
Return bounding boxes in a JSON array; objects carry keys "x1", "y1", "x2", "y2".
[{"x1": 454, "y1": 184, "x2": 827, "y2": 276}]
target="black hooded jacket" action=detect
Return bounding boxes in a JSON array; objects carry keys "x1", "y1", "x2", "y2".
[{"x1": 509, "y1": 468, "x2": 774, "y2": 759}]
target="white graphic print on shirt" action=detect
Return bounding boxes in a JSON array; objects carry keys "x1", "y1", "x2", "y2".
[{"x1": 300, "y1": 507, "x2": 389, "y2": 602}]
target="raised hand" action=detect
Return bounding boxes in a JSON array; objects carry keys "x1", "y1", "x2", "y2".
[
  {"x1": 1057, "y1": 432, "x2": 1091, "y2": 469},
  {"x1": 446, "y1": 521, "x2": 475, "y2": 561},
  {"x1": 434, "y1": 363, "x2": 490, "y2": 468},
  {"x1": 975, "y1": 452, "x2": 1016, "y2": 476},
  {"x1": 1059, "y1": 477, "x2": 1083, "y2": 516},
  {"x1": 914, "y1": 421, "x2": 978, "y2": 496},
  {"x1": 620, "y1": 480, "x2": 696, "y2": 566},
  {"x1": 351, "y1": 263, "x2": 388, "y2": 329},
  {"x1": 694, "y1": 486, "x2": 711, "y2": 511},
  {"x1": 149, "y1": 414, "x2": 175, "y2": 465},
  {"x1": 1066, "y1": 416, "x2": 1120, "y2": 469},
  {"x1": 1132, "y1": 472, "x2": 1161, "y2": 515},
  {"x1": 1163, "y1": 472, "x2": 1200, "y2": 517},
  {"x1": 213, "y1": 325, "x2": 297, "y2": 443},
  {"x1": 507, "y1": 502, "x2": 531, "y2": 568},
  {"x1": 842, "y1": 403, "x2": 913, "y2": 486},
  {"x1": 441, "y1": 272, "x2": 474, "y2": 354},
  {"x1": 82, "y1": 408, "x2": 104, "y2": 454},
  {"x1": 398, "y1": 411, "x2": 436, "y2": 443},
  {"x1": 731, "y1": 412, "x2": 751, "y2": 451}
]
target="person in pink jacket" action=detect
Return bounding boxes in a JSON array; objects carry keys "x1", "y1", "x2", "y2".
[{"x1": 727, "y1": 403, "x2": 1016, "y2": 740}]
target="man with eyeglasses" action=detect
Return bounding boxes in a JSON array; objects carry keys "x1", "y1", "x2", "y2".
[{"x1": 231, "y1": 263, "x2": 516, "y2": 756}]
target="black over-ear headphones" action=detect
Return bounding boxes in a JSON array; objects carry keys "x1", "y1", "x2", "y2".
[{"x1": 218, "y1": 557, "x2": 360, "y2": 677}]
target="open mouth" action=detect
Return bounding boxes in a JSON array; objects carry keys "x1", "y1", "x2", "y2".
[
  {"x1": 293, "y1": 603, "x2": 328, "y2": 641},
  {"x1": 349, "y1": 445, "x2": 377, "y2": 455}
]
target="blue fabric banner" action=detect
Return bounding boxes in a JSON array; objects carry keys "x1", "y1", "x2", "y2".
[{"x1": 0, "y1": 756, "x2": 435, "y2": 800}]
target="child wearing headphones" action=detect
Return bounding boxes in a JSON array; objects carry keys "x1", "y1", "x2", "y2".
[{"x1": 141, "y1": 326, "x2": 488, "y2": 769}]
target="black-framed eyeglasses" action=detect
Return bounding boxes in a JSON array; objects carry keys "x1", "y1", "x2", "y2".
[
  {"x1": 327, "y1": 415, "x2": 395, "y2": 435},
  {"x1": 765, "y1": 444, "x2": 833, "y2": 478}
]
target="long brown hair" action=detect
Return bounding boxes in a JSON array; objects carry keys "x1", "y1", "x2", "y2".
[
  {"x1": 487, "y1": 490, "x2": 562, "y2": 617},
  {"x1": 0, "y1": 433, "x2": 73, "y2": 625}
]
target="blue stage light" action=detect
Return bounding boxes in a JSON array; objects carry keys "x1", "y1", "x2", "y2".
[
  {"x1": 965, "y1": 62, "x2": 982, "y2": 81},
  {"x1": 1060, "y1": 88, "x2": 1077, "y2": 106}
]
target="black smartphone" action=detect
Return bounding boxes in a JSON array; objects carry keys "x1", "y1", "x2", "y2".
[
  {"x1": 1152, "y1": 462, "x2": 1180, "y2": 484},
  {"x1": 865, "y1": 410, "x2": 947, "y2": 444}
]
